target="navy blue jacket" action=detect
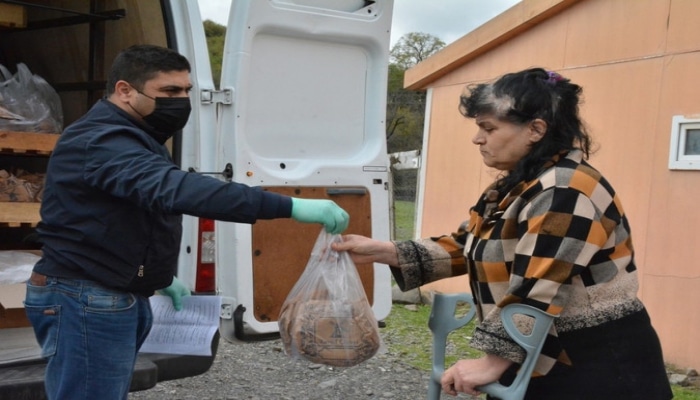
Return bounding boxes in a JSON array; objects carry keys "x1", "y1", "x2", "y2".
[{"x1": 34, "y1": 100, "x2": 292, "y2": 295}]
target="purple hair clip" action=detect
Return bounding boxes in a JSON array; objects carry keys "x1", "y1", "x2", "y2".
[{"x1": 546, "y1": 71, "x2": 563, "y2": 86}]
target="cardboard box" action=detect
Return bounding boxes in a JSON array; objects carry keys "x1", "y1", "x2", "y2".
[{"x1": 0, "y1": 4, "x2": 27, "y2": 29}]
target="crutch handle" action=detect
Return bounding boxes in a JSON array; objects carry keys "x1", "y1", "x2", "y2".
[
  {"x1": 476, "y1": 304, "x2": 556, "y2": 400},
  {"x1": 427, "y1": 293, "x2": 476, "y2": 400},
  {"x1": 427, "y1": 293, "x2": 557, "y2": 400}
]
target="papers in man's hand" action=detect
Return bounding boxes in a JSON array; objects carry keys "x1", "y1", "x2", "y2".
[{"x1": 139, "y1": 295, "x2": 221, "y2": 356}]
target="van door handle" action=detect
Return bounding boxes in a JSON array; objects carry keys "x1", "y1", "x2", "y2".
[{"x1": 188, "y1": 163, "x2": 233, "y2": 182}]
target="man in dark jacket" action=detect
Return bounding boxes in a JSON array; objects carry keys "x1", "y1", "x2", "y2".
[{"x1": 24, "y1": 44, "x2": 350, "y2": 400}]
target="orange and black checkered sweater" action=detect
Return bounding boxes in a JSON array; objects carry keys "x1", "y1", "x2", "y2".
[{"x1": 390, "y1": 150, "x2": 644, "y2": 376}]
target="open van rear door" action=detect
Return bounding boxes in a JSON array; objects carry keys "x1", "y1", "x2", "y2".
[
  {"x1": 165, "y1": 0, "x2": 221, "y2": 291},
  {"x1": 215, "y1": 0, "x2": 395, "y2": 341}
]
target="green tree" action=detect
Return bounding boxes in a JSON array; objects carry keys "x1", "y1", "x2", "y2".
[
  {"x1": 390, "y1": 32, "x2": 445, "y2": 70},
  {"x1": 386, "y1": 32, "x2": 445, "y2": 154},
  {"x1": 204, "y1": 20, "x2": 225, "y2": 87},
  {"x1": 386, "y1": 33, "x2": 445, "y2": 204}
]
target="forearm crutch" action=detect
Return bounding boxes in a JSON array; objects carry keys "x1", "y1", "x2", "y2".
[{"x1": 427, "y1": 293, "x2": 556, "y2": 400}]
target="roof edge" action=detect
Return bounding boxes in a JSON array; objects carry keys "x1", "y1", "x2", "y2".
[{"x1": 404, "y1": 0, "x2": 583, "y2": 90}]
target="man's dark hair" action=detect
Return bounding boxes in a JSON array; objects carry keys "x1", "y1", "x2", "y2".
[{"x1": 105, "y1": 44, "x2": 191, "y2": 95}]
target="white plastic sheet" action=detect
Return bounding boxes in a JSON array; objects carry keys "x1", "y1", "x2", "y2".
[{"x1": 0, "y1": 251, "x2": 39, "y2": 284}]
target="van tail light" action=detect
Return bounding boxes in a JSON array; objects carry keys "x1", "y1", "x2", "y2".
[{"x1": 195, "y1": 218, "x2": 216, "y2": 293}]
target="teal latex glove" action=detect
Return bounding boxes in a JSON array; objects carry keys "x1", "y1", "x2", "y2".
[
  {"x1": 290, "y1": 197, "x2": 350, "y2": 234},
  {"x1": 158, "y1": 276, "x2": 191, "y2": 311}
]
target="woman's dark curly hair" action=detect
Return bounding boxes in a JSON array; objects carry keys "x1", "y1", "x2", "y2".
[{"x1": 459, "y1": 67, "x2": 592, "y2": 195}]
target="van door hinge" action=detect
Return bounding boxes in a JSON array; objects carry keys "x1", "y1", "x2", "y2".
[
  {"x1": 220, "y1": 304, "x2": 233, "y2": 320},
  {"x1": 200, "y1": 88, "x2": 233, "y2": 105}
]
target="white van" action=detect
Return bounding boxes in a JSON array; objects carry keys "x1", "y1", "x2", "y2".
[{"x1": 0, "y1": 0, "x2": 394, "y2": 396}]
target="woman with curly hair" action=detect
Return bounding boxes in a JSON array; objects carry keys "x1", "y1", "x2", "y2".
[{"x1": 333, "y1": 68, "x2": 672, "y2": 399}]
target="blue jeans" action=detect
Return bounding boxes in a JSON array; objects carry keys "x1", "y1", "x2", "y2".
[{"x1": 24, "y1": 275, "x2": 153, "y2": 400}]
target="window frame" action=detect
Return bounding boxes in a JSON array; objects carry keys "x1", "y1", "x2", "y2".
[{"x1": 669, "y1": 115, "x2": 700, "y2": 170}]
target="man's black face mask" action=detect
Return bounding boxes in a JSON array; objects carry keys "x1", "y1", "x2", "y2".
[{"x1": 129, "y1": 85, "x2": 192, "y2": 143}]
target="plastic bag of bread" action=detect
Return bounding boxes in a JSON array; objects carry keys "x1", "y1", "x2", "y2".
[
  {"x1": 0, "y1": 63, "x2": 63, "y2": 133},
  {"x1": 278, "y1": 230, "x2": 380, "y2": 367}
]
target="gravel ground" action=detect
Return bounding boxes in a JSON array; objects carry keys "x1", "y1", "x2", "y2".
[{"x1": 128, "y1": 330, "x2": 476, "y2": 400}]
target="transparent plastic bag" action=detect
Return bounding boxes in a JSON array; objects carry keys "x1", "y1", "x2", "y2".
[
  {"x1": 0, "y1": 63, "x2": 63, "y2": 133},
  {"x1": 278, "y1": 230, "x2": 381, "y2": 367},
  {"x1": 0, "y1": 250, "x2": 40, "y2": 284}
]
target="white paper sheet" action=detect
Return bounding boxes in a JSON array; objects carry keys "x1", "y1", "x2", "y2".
[{"x1": 139, "y1": 295, "x2": 221, "y2": 356}]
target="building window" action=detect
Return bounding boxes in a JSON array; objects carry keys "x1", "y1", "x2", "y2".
[{"x1": 669, "y1": 115, "x2": 700, "y2": 170}]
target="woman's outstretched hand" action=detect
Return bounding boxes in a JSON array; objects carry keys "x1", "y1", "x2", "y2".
[{"x1": 331, "y1": 234, "x2": 399, "y2": 266}]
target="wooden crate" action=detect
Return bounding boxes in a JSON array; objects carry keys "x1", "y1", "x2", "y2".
[
  {"x1": 0, "y1": 304, "x2": 30, "y2": 329},
  {"x1": 0, "y1": 203, "x2": 41, "y2": 227},
  {"x1": 0, "y1": 4, "x2": 27, "y2": 29},
  {"x1": 0, "y1": 131, "x2": 59, "y2": 156},
  {"x1": 0, "y1": 282, "x2": 31, "y2": 328}
]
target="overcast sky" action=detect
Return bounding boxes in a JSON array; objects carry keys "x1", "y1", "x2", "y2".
[{"x1": 197, "y1": 0, "x2": 521, "y2": 47}]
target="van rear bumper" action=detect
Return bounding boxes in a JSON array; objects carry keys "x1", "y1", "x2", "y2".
[{"x1": 0, "y1": 327, "x2": 219, "y2": 400}]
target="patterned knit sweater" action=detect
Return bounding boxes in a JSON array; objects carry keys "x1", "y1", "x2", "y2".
[{"x1": 390, "y1": 150, "x2": 643, "y2": 375}]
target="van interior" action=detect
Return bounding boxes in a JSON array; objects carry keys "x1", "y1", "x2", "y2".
[{"x1": 0, "y1": 1, "x2": 217, "y2": 397}]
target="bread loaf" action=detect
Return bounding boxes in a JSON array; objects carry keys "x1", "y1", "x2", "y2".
[{"x1": 279, "y1": 296, "x2": 380, "y2": 367}]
